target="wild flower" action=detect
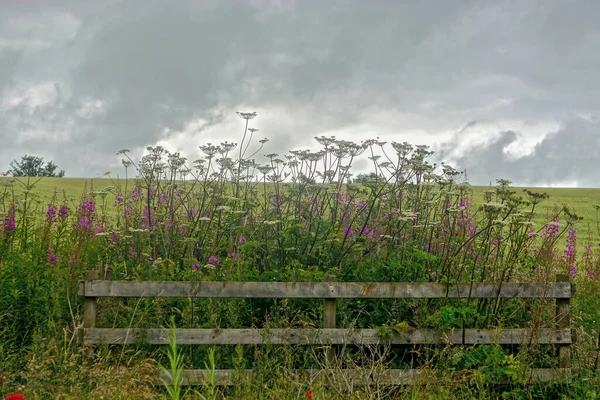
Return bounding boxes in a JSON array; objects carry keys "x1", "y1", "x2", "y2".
[
  {"x1": 306, "y1": 390, "x2": 314, "y2": 399},
  {"x1": 58, "y1": 204, "x2": 69, "y2": 219},
  {"x1": 48, "y1": 253, "x2": 57, "y2": 264},
  {"x1": 186, "y1": 208, "x2": 197, "y2": 220},
  {"x1": 541, "y1": 220, "x2": 560, "y2": 238},
  {"x1": 157, "y1": 191, "x2": 169, "y2": 205},
  {"x1": 114, "y1": 192, "x2": 125, "y2": 206},
  {"x1": 563, "y1": 228, "x2": 577, "y2": 274},
  {"x1": 110, "y1": 231, "x2": 120, "y2": 242},
  {"x1": 588, "y1": 270, "x2": 596, "y2": 279},
  {"x1": 467, "y1": 221, "x2": 477, "y2": 237},
  {"x1": 130, "y1": 187, "x2": 142, "y2": 200},
  {"x1": 3, "y1": 213, "x2": 16, "y2": 232},
  {"x1": 238, "y1": 235, "x2": 247, "y2": 246},
  {"x1": 46, "y1": 206, "x2": 57, "y2": 222},
  {"x1": 80, "y1": 200, "x2": 96, "y2": 215},
  {"x1": 141, "y1": 208, "x2": 154, "y2": 229},
  {"x1": 96, "y1": 225, "x2": 106, "y2": 233},
  {"x1": 77, "y1": 216, "x2": 91, "y2": 231},
  {"x1": 356, "y1": 201, "x2": 368, "y2": 212},
  {"x1": 343, "y1": 225, "x2": 355, "y2": 238},
  {"x1": 208, "y1": 255, "x2": 220, "y2": 266},
  {"x1": 568, "y1": 264, "x2": 577, "y2": 277},
  {"x1": 6, "y1": 394, "x2": 25, "y2": 400},
  {"x1": 191, "y1": 263, "x2": 201, "y2": 271}
]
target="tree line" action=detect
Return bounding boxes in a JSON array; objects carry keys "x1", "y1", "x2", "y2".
[{"x1": 2, "y1": 155, "x2": 65, "y2": 177}]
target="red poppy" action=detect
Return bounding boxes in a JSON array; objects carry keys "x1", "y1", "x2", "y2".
[
  {"x1": 306, "y1": 391, "x2": 314, "y2": 399},
  {"x1": 6, "y1": 394, "x2": 26, "y2": 400}
]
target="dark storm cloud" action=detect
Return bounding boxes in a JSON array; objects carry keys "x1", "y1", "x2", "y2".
[
  {"x1": 443, "y1": 118, "x2": 600, "y2": 187},
  {"x1": 0, "y1": 0, "x2": 599, "y2": 184}
]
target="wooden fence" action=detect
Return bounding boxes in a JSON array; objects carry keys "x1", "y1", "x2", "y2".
[{"x1": 78, "y1": 271, "x2": 574, "y2": 385}]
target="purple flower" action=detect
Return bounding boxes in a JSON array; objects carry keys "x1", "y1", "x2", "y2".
[
  {"x1": 157, "y1": 192, "x2": 169, "y2": 206},
  {"x1": 58, "y1": 205, "x2": 69, "y2": 219},
  {"x1": 343, "y1": 226, "x2": 355, "y2": 238},
  {"x1": 48, "y1": 253, "x2": 57, "y2": 264},
  {"x1": 80, "y1": 200, "x2": 96, "y2": 215},
  {"x1": 96, "y1": 224, "x2": 106, "y2": 233},
  {"x1": 78, "y1": 216, "x2": 90, "y2": 230},
  {"x1": 467, "y1": 221, "x2": 477, "y2": 237},
  {"x1": 191, "y1": 263, "x2": 201, "y2": 271},
  {"x1": 131, "y1": 187, "x2": 142, "y2": 201},
  {"x1": 542, "y1": 220, "x2": 560, "y2": 238},
  {"x1": 208, "y1": 255, "x2": 220, "y2": 266},
  {"x1": 563, "y1": 228, "x2": 577, "y2": 267},
  {"x1": 114, "y1": 193, "x2": 124, "y2": 206},
  {"x1": 238, "y1": 235, "x2": 247, "y2": 246},
  {"x1": 186, "y1": 208, "x2": 197, "y2": 220},
  {"x1": 110, "y1": 231, "x2": 120, "y2": 242},
  {"x1": 141, "y1": 208, "x2": 154, "y2": 228},
  {"x1": 588, "y1": 271, "x2": 596, "y2": 279},
  {"x1": 3, "y1": 217, "x2": 16, "y2": 232},
  {"x1": 2, "y1": 207, "x2": 17, "y2": 232},
  {"x1": 46, "y1": 206, "x2": 57, "y2": 222}
]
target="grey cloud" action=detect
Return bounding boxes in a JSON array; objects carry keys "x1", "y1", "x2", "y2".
[
  {"x1": 444, "y1": 118, "x2": 600, "y2": 187},
  {"x1": 0, "y1": 0, "x2": 599, "y2": 183}
]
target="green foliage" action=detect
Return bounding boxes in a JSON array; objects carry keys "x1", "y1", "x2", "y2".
[
  {"x1": 9, "y1": 155, "x2": 65, "y2": 177},
  {"x1": 2, "y1": 113, "x2": 600, "y2": 398}
]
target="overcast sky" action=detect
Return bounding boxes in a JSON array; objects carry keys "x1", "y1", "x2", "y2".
[{"x1": 1, "y1": 0, "x2": 599, "y2": 186}]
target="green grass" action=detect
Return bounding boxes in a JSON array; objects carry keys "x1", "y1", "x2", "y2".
[
  {"x1": 3, "y1": 176, "x2": 600, "y2": 249},
  {"x1": 471, "y1": 185, "x2": 600, "y2": 250},
  {"x1": 0, "y1": 176, "x2": 118, "y2": 207}
]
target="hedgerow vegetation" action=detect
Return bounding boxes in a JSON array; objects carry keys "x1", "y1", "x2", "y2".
[{"x1": 1, "y1": 112, "x2": 599, "y2": 399}]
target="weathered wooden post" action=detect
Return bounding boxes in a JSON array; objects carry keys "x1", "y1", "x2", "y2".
[
  {"x1": 81, "y1": 270, "x2": 100, "y2": 343},
  {"x1": 324, "y1": 275, "x2": 337, "y2": 365},
  {"x1": 555, "y1": 274, "x2": 571, "y2": 369}
]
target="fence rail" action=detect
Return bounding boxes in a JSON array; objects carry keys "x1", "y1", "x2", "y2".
[
  {"x1": 79, "y1": 271, "x2": 574, "y2": 385},
  {"x1": 79, "y1": 280, "x2": 572, "y2": 299}
]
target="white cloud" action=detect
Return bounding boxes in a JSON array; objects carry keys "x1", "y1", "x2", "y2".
[{"x1": 1, "y1": 81, "x2": 60, "y2": 110}]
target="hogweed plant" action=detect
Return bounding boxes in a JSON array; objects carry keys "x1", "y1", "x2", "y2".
[{"x1": 1, "y1": 111, "x2": 600, "y2": 398}]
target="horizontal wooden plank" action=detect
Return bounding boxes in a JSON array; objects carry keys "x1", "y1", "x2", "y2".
[
  {"x1": 84, "y1": 328, "x2": 571, "y2": 345},
  {"x1": 161, "y1": 368, "x2": 571, "y2": 386},
  {"x1": 79, "y1": 280, "x2": 572, "y2": 299}
]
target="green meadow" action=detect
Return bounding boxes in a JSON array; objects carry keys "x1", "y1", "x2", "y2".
[
  {"x1": 4, "y1": 176, "x2": 599, "y2": 250},
  {"x1": 2, "y1": 156, "x2": 600, "y2": 398}
]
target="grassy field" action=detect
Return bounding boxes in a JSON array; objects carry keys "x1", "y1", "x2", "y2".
[
  {"x1": 3, "y1": 176, "x2": 599, "y2": 248},
  {"x1": 3, "y1": 174, "x2": 600, "y2": 398}
]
